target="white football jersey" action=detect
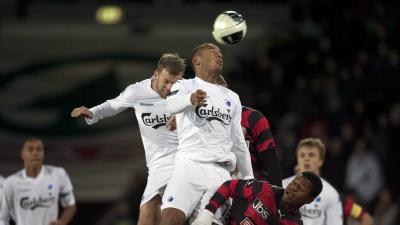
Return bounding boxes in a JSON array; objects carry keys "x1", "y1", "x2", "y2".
[
  {"x1": 167, "y1": 77, "x2": 248, "y2": 171},
  {"x1": 0, "y1": 175, "x2": 4, "y2": 203},
  {"x1": 85, "y1": 78, "x2": 178, "y2": 167},
  {"x1": 0, "y1": 166, "x2": 75, "y2": 225},
  {"x1": 283, "y1": 176, "x2": 343, "y2": 225}
]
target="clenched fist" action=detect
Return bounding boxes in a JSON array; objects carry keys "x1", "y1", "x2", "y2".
[
  {"x1": 70, "y1": 106, "x2": 93, "y2": 119},
  {"x1": 190, "y1": 89, "x2": 208, "y2": 106}
]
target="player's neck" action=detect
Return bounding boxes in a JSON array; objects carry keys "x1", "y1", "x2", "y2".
[
  {"x1": 297, "y1": 169, "x2": 320, "y2": 176},
  {"x1": 197, "y1": 73, "x2": 218, "y2": 84},
  {"x1": 283, "y1": 202, "x2": 300, "y2": 214},
  {"x1": 25, "y1": 165, "x2": 42, "y2": 178}
]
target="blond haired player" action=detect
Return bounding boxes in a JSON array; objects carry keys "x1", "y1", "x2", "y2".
[
  {"x1": 282, "y1": 138, "x2": 343, "y2": 225},
  {"x1": 71, "y1": 53, "x2": 185, "y2": 225}
]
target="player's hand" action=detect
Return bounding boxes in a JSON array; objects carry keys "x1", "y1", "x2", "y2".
[
  {"x1": 190, "y1": 89, "x2": 207, "y2": 106},
  {"x1": 71, "y1": 106, "x2": 93, "y2": 119},
  {"x1": 191, "y1": 209, "x2": 214, "y2": 225},
  {"x1": 166, "y1": 114, "x2": 177, "y2": 131}
]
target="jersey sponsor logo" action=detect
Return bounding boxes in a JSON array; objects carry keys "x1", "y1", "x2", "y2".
[
  {"x1": 141, "y1": 113, "x2": 171, "y2": 129},
  {"x1": 18, "y1": 188, "x2": 30, "y2": 193},
  {"x1": 20, "y1": 196, "x2": 56, "y2": 210},
  {"x1": 252, "y1": 198, "x2": 271, "y2": 219},
  {"x1": 195, "y1": 105, "x2": 232, "y2": 125},
  {"x1": 300, "y1": 205, "x2": 322, "y2": 218},
  {"x1": 240, "y1": 217, "x2": 254, "y2": 225},
  {"x1": 140, "y1": 102, "x2": 154, "y2": 106}
]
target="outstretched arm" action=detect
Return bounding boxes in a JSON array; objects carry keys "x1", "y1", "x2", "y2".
[{"x1": 70, "y1": 83, "x2": 138, "y2": 125}]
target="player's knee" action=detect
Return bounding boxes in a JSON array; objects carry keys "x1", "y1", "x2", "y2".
[
  {"x1": 138, "y1": 198, "x2": 162, "y2": 225},
  {"x1": 160, "y1": 208, "x2": 186, "y2": 225}
]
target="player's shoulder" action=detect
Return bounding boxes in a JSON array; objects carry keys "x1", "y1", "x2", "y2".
[
  {"x1": 127, "y1": 78, "x2": 151, "y2": 90},
  {"x1": 43, "y1": 165, "x2": 69, "y2": 176},
  {"x1": 242, "y1": 106, "x2": 265, "y2": 119},
  {"x1": 320, "y1": 178, "x2": 340, "y2": 197},
  {"x1": 179, "y1": 78, "x2": 196, "y2": 86},
  {"x1": 3, "y1": 170, "x2": 24, "y2": 186},
  {"x1": 242, "y1": 106, "x2": 262, "y2": 115}
]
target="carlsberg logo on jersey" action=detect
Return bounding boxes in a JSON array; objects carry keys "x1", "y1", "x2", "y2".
[
  {"x1": 300, "y1": 205, "x2": 322, "y2": 218},
  {"x1": 252, "y1": 198, "x2": 271, "y2": 219},
  {"x1": 20, "y1": 196, "x2": 56, "y2": 210},
  {"x1": 141, "y1": 113, "x2": 171, "y2": 129},
  {"x1": 195, "y1": 104, "x2": 232, "y2": 125}
]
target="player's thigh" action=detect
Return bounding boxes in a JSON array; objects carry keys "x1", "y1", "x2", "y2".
[
  {"x1": 190, "y1": 163, "x2": 231, "y2": 222},
  {"x1": 160, "y1": 207, "x2": 186, "y2": 225},
  {"x1": 141, "y1": 160, "x2": 174, "y2": 207},
  {"x1": 161, "y1": 159, "x2": 209, "y2": 217}
]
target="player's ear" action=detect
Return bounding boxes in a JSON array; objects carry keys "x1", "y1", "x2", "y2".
[
  {"x1": 153, "y1": 70, "x2": 159, "y2": 79},
  {"x1": 193, "y1": 56, "x2": 201, "y2": 66}
]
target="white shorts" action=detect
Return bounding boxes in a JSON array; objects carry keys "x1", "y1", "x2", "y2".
[
  {"x1": 161, "y1": 157, "x2": 230, "y2": 219},
  {"x1": 140, "y1": 151, "x2": 176, "y2": 207}
]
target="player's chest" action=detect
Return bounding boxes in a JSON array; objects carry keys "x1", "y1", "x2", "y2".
[
  {"x1": 193, "y1": 95, "x2": 235, "y2": 123},
  {"x1": 15, "y1": 179, "x2": 59, "y2": 209},
  {"x1": 134, "y1": 98, "x2": 171, "y2": 129},
  {"x1": 300, "y1": 195, "x2": 324, "y2": 219}
]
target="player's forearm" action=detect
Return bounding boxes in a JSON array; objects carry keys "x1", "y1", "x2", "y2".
[
  {"x1": 234, "y1": 147, "x2": 254, "y2": 178},
  {"x1": 166, "y1": 94, "x2": 192, "y2": 114},
  {"x1": 360, "y1": 212, "x2": 374, "y2": 225},
  {"x1": 205, "y1": 180, "x2": 236, "y2": 213},
  {"x1": 59, "y1": 205, "x2": 76, "y2": 225},
  {"x1": 85, "y1": 100, "x2": 127, "y2": 125}
]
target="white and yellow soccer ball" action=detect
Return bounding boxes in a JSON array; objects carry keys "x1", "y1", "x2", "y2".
[{"x1": 212, "y1": 11, "x2": 247, "y2": 45}]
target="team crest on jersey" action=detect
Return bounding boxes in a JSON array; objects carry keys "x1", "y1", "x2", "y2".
[
  {"x1": 20, "y1": 196, "x2": 56, "y2": 210},
  {"x1": 224, "y1": 99, "x2": 231, "y2": 107},
  {"x1": 240, "y1": 217, "x2": 254, "y2": 225},
  {"x1": 141, "y1": 113, "x2": 171, "y2": 129},
  {"x1": 195, "y1": 104, "x2": 232, "y2": 125}
]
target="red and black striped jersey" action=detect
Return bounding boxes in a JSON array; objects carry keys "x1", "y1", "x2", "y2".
[
  {"x1": 241, "y1": 106, "x2": 282, "y2": 186},
  {"x1": 205, "y1": 179, "x2": 302, "y2": 225}
]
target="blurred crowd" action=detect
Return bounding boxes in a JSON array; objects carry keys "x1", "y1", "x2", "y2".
[{"x1": 226, "y1": 0, "x2": 399, "y2": 221}]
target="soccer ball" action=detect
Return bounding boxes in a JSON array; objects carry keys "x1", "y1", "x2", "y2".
[{"x1": 212, "y1": 11, "x2": 247, "y2": 45}]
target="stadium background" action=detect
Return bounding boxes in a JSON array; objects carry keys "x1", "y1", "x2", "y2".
[{"x1": 0, "y1": 0, "x2": 399, "y2": 224}]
